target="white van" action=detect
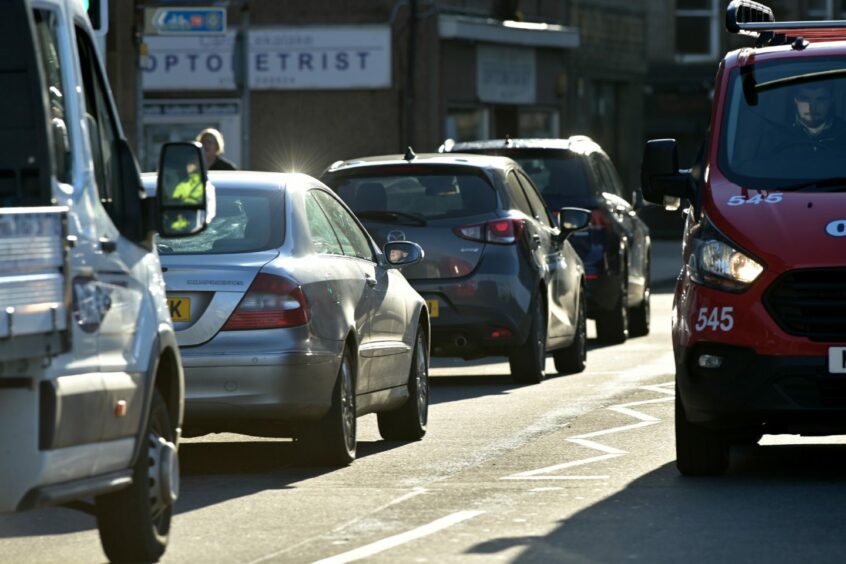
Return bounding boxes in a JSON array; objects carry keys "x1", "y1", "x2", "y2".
[{"x1": 0, "y1": 0, "x2": 212, "y2": 561}]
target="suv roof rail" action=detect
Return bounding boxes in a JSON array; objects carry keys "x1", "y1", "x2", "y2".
[{"x1": 727, "y1": 0, "x2": 846, "y2": 44}]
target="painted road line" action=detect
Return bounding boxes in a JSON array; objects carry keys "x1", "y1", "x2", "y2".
[
  {"x1": 313, "y1": 510, "x2": 485, "y2": 564},
  {"x1": 501, "y1": 380, "x2": 675, "y2": 481},
  {"x1": 247, "y1": 488, "x2": 429, "y2": 564}
]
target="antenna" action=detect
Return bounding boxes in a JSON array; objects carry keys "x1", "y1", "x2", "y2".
[{"x1": 404, "y1": 146, "x2": 417, "y2": 161}]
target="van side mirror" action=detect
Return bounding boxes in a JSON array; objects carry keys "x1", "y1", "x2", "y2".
[
  {"x1": 557, "y1": 207, "x2": 591, "y2": 239},
  {"x1": 156, "y1": 142, "x2": 214, "y2": 237},
  {"x1": 641, "y1": 139, "x2": 695, "y2": 210}
]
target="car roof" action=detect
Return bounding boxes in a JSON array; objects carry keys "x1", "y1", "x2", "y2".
[
  {"x1": 323, "y1": 152, "x2": 517, "y2": 174},
  {"x1": 140, "y1": 170, "x2": 322, "y2": 195},
  {"x1": 445, "y1": 136, "x2": 603, "y2": 155}
]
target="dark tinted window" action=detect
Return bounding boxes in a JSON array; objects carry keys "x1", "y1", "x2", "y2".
[
  {"x1": 514, "y1": 154, "x2": 592, "y2": 200},
  {"x1": 328, "y1": 170, "x2": 497, "y2": 221},
  {"x1": 158, "y1": 189, "x2": 284, "y2": 254}
]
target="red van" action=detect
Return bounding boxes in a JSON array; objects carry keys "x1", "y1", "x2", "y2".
[{"x1": 642, "y1": 0, "x2": 846, "y2": 475}]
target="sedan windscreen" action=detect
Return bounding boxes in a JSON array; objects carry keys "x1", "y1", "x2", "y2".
[
  {"x1": 329, "y1": 172, "x2": 498, "y2": 221},
  {"x1": 157, "y1": 189, "x2": 284, "y2": 254}
]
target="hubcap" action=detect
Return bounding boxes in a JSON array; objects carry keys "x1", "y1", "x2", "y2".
[{"x1": 148, "y1": 432, "x2": 179, "y2": 523}]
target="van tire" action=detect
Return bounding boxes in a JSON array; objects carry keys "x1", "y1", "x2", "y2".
[
  {"x1": 378, "y1": 327, "x2": 429, "y2": 440},
  {"x1": 675, "y1": 393, "x2": 729, "y2": 476},
  {"x1": 96, "y1": 389, "x2": 175, "y2": 563}
]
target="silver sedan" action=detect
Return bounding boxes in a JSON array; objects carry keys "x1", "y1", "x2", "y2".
[{"x1": 141, "y1": 171, "x2": 430, "y2": 465}]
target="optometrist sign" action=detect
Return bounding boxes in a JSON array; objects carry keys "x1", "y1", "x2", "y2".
[{"x1": 142, "y1": 26, "x2": 391, "y2": 91}]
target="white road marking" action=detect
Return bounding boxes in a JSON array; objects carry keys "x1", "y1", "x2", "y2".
[
  {"x1": 501, "y1": 365, "x2": 676, "y2": 481},
  {"x1": 312, "y1": 510, "x2": 485, "y2": 564},
  {"x1": 247, "y1": 488, "x2": 429, "y2": 564}
]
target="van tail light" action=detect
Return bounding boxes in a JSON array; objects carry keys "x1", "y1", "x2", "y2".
[
  {"x1": 453, "y1": 219, "x2": 524, "y2": 245},
  {"x1": 222, "y1": 273, "x2": 310, "y2": 330},
  {"x1": 589, "y1": 209, "x2": 611, "y2": 229}
]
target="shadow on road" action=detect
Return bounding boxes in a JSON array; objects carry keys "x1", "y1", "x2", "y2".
[{"x1": 465, "y1": 443, "x2": 846, "y2": 562}]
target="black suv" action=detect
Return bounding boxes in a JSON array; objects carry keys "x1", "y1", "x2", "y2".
[
  {"x1": 322, "y1": 152, "x2": 590, "y2": 384},
  {"x1": 442, "y1": 137, "x2": 651, "y2": 344}
]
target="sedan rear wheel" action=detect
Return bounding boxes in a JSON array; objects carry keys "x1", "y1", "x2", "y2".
[
  {"x1": 378, "y1": 326, "x2": 429, "y2": 440},
  {"x1": 302, "y1": 348, "x2": 356, "y2": 466},
  {"x1": 509, "y1": 296, "x2": 546, "y2": 384},
  {"x1": 553, "y1": 289, "x2": 587, "y2": 374},
  {"x1": 595, "y1": 272, "x2": 628, "y2": 345}
]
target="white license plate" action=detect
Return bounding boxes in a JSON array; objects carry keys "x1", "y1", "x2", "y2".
[{"x1": 828, "y1": 347, "x2": 846, "y2": 373}]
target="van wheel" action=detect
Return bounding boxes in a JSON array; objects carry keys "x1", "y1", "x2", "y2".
[
  {"x1": 509, "y1": 296, "x2": 546, "y2": 384},
  {"x1": 378, "y1": 327, "x2": 429, "y2": 440},
  {"x1": 596, "y1": 274, "x2": 628, "y2": 344},
  {"x1": 675, "y1": 393, "x2": 729, "y2": 476},
  {"x1": 554, "y1": 289, "x2": 587, "y2": 374},
  {"x1": 302, "y1": 348, "x2": 357, "y2": 466},
  {"x1": 96, "y1": 389, "x2": 177, "y2": 563}
]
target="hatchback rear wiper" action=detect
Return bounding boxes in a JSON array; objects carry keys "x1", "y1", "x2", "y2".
[
  {"x1": 356, "y1": 210, "x2": 427, "y2": 225},
  {"x1": 780, "y1": 177, "x2": 846, "y2": 192}
]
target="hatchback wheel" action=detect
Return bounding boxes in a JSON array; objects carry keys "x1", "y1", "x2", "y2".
[
  {"x1": 554, "y1": 289, "x2": 587, "y2": 374},
  {"x1": 96, "y1": 390, "x2": 176, "y2": 563},
  {"x1": 628, "y1": 261, "x2": 651, "y2": 338},
  {"x1": 675, "y1": 392, "x2": 729, "y2": 476},
  {"x1": 302, "y1": 348, "x2": 357, "y2": 466},
  {"x1": 596, "y1": 273, "x2": 628, "y2": 344},
  {"x1": 509, "y1": 296, "x2": 546, "y2": 384},
  {"x1": 378, "y1": 326, "x2": 429, "y2": 440}
]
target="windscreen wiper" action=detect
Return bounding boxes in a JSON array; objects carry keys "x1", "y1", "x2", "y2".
[
  {"x1": 779, "y1": 177, "x2": 846, "y2": 192},
  {"x1": 356, "y1": 210, "x2": 427, "y2": 225}
]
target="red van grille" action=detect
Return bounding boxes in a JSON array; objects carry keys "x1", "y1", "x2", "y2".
[{"x1": 765, "y1": 269, "x2": 846, "y2": 342}]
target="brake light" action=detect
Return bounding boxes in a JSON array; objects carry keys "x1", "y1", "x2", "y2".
[
  {"x1": 453, "y1": 219, "x2": 524, "y2": 245},
  {"x1": 222, "y1": 273, "x2": 310, "y2": 330},
  {"x1": 590, "y1": 209, "x2": 611, "y2": 229}
]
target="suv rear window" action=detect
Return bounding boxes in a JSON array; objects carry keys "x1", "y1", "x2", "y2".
[
  {"x1": 326, "y1": 170, "x2": 498, "y2": 221},
  {"x1": 157, "y1": 189, "x2": 284, "y2": 254}
]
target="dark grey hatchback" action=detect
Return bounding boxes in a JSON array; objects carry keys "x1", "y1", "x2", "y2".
[{"x1": 322, "y1": 152, "x2": 590, "y2": 384}]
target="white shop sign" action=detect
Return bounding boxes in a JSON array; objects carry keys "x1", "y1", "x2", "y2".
[
  {"x1": 142, "y1": 26, "x2": 391, "y2": 91},
  {"x1": 476, "y1": 45, "x2": 536, "y2": 105}
]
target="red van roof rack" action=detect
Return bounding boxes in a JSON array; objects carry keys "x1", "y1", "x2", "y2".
[{"x1": 727, "y1": 0, "x2": 846, "y2": 46}]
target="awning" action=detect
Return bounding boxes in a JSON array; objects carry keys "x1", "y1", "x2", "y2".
[{"x1": 438, "y1": 14, "x2": 580, "y2": 49}]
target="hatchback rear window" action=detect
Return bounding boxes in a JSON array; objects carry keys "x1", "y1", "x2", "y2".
[
  {"x1": 157, "y1": 188, "x2": 284, "y2": 254},
  {"x1": 327, "y1": 171, "x2": 498, "y2": 221}
]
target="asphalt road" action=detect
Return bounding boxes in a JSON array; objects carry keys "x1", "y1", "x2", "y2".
[{"x1": 3, "y1": 289, "x2": 846, "y2": 563}]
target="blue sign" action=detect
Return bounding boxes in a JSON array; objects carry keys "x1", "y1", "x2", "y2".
[{"x1": 150, "y1": 7, "x2": 226, "y2": 35}]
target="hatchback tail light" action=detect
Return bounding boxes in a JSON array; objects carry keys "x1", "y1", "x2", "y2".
[
  {"x1": 453, "y1": 219, "x2": 524, "y2": 245},
  {"x1": 222, "y1": 273, "x2": 310, "y2": 330}
]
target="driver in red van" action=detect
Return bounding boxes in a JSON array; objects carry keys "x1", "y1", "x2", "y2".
[{"x1": 789, "y1": 83, "x2": 846, "y2": 144}]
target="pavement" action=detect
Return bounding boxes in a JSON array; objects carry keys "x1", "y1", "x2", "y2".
[{"x1": 650, "y1": 238, "x2": 683, "y2": 292}]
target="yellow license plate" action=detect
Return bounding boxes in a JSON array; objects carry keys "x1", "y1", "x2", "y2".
[
  {"x1": 167, "y1": 297, "x2": 191, "y2": 322},
  {"x1": 426, "y1": 299, "x2": 439, "y2": 318}
]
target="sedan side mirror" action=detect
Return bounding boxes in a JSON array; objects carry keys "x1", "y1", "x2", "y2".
[
  {"x1": 557, "y1": 207, "x2": 591, "y2": 240},
  {"x1": 384, "y1": 241, "x2": 424, "y2": 268},
  {"x1": 641, "y1": 139, "x2": 695, "y2": 211},
  {"x1": 156, "y1": 142, "x2": 215, "y2": 237}
]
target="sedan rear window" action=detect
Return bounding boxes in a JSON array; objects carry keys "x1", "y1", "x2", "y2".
[
  {"x1": 327, "y1": 172, "x2": 498, "y2": 221},
  {"x1": 157, "y1": 189, "x2": 284, "y2": 254}
]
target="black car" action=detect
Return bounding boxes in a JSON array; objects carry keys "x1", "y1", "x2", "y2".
[
  {"x1": 321, "y1": 152, "x2": 590, "y2": 384},
  {"x1": 442, "y1": 137, "x2": 651, "y2": 344}
]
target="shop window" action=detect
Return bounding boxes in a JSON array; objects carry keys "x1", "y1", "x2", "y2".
[
  {"x1": 675, "y1": 0, "x2": 719, "y2": 63},
  {"x1": 446, "y1": 107, "x2": 489, "y2": 142},
  {"x1": 518, "y1": 110, "x2": 559, "y2": 138},
  {"x1": 806, "y1": 0, "x2": 833, "y2": 18}
]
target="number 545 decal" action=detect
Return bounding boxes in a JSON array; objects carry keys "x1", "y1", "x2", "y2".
[
  {"x1": 695, "y1": 306, "x2": 734, "y2": 332},
  {"x1": 727, "y1": 194, "x2": 783, "y2": 206}
]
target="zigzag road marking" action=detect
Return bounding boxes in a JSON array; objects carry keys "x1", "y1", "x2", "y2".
[{"x1": 501, "y1": 381, "x2": 675, "y2": 481}]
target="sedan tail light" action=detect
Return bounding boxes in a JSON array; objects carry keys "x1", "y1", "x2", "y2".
[
  {"x1": 222, "y1": 273, "x2": 310, "y2": 330},
  {"x1": 453, "y1": 219, "x2": 524, "y2": 245}
]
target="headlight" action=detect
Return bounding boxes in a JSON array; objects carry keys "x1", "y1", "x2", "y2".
[{"x1": 688, "y1": 219, "x2": 764, "y2": 292}]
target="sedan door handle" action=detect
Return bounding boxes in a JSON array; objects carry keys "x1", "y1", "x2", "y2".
[
  {"x1": 531, "y1": 234, "x2": 541, "y2": 249},
  {"x1": 365, "y1": 274, "x2": 377, "y2": 287}
]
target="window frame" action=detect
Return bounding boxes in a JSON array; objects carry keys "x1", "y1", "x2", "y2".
[
  {"x1": 305, "y1": 190, "x2": 345, "y2": 256},
  {"x1": 311, "y1": 189, "x2": 375, "y2": 263},
  {"x1": 675, "y1": 0, "x2": 720, "y2": 63}
]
